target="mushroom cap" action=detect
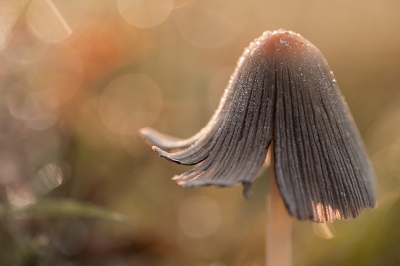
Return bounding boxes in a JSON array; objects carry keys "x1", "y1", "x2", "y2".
[
  {"x1": 141, "y1": 30, "x2": 376, "y2": 223},
  {"x1": 258, "y1": 31, "x2": 308, "y2": 54}
]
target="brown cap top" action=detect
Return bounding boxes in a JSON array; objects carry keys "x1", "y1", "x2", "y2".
[{"x1": 257, "y1": 30, "x2": 309, "y2": 54}]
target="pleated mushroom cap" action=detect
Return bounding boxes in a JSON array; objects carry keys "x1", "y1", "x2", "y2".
[{"x1": 141, "y1": 30, "x2": 376, "y2": 223}]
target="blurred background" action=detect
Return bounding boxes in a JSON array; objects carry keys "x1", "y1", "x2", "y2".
[{"x1": 0, "y1": 0, "x2": 400, "y2": 265}]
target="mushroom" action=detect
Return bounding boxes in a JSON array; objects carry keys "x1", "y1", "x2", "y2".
[{"x1": 141, "y1": 29, "x2": 376, "y2": 264}]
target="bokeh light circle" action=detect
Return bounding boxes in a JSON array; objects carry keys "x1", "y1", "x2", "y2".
[
  {"x1": 174, "y1": 0, "x2": 247, "y2": 48},
  {"x1": 20, "y1": 91, "x2": 59, "y2": 131},
  {"x1": 178, "y1": 195, "x2": 222, "y2": 238},
  {"x1": 0, "y1": 0, "x2": 21, "y2": 52},
  {"x1": 2, "y1": 29, "x2": 48, "y2": 67},
  {"x1": 79, "y1": 97, "x2": 113, "y2": 147},
  {"x1": 26, "y1": 44, "x2": 83, "y2": 106},
  {"x1": 172, "y1": 0, "x2": 192, "y2": 9},
  {"x1": 117, "y1": 0, "x2": 173, "y2": 28},
  {"x1": 99, "y1": 74, "x2": 162, "y2": 135},
  {"x1": 27, "y1": 0, "x2": 72, "y2": 43},
  {"x1": 27, "y1": 0, "x2": 90, "y2": 43}
]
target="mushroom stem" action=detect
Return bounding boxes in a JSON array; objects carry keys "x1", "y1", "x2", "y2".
[{"x1": 267, "y1": 160, "x2": 292, "y2": 266}]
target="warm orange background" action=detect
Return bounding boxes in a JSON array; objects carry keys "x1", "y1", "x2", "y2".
[{"x1": 0, "y1": 0, "x2": 399, "y2": 265}]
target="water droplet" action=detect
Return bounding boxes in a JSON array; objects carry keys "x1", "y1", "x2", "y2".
[{"x1": 279, "y1": 37, "x2": 289, "y2": 47}]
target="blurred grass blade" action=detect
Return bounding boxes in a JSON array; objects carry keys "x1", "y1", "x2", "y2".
[{"x1": 0, "y1": 200, "x2": 131, "y2": 224}]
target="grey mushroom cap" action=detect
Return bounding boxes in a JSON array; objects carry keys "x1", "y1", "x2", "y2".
[{"x1": 141, "y1": 30, "x2": 376, "y2": 223}]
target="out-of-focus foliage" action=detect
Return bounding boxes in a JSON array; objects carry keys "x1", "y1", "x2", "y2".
[
  {"x1": 0, "y1": 0, "x2": 399, "y2": 265},
  {"x1": 0, "y1": 199, "x2": 131, "y2": 222}
]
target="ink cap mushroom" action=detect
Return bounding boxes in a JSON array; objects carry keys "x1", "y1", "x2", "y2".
[{"x1": 141, "y1": 29, "x2": 376, "y2": 223}]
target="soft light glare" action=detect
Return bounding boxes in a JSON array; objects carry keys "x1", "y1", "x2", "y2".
[
  {"x1": 174, "y1": 0, "x2": 247, "y2": 48},
  {"x1": 312, "y1": 223, "x2": 336, "y2": 239},
  {"x1": 173, "y1": 0, "x2": 192, "y2": 9},
  {"x1": 99, "y1": 74, "x2": 162, "y2": 135},
  {"x1": 0, "y1": 0, "x2": 28, "y2": 52},
  {"x1": 368, "y1": 107, "x2": 400, "y2": 203},
  {"x1": 178, "y1": 195, "x2": 221, "y2": 238},
  {"x1": 118, "y1": 0, "x2": 173, "y2": 28},
  {"x1": 26, "y1": 44, "x2": 83, "y2": 106},
  {"x1": 27, "y1": 0, "x2": 72, "y2": 43},
  {"x1": 31, "y1": 162, "x2": 66, "y2": 195},
  {"x1": 6, "y1": 186, "x2": 36, "y2": 207},
  {"x1": 2, "y1": 30, "x2": 48, "y2": 67},
  {"x1": 19, "y1": 91, "x2": 59, "y2": 131}
]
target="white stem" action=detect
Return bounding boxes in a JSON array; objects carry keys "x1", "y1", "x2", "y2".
[{"x1": 266, "y1": 164, "x2": 292, "y2": 266}]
